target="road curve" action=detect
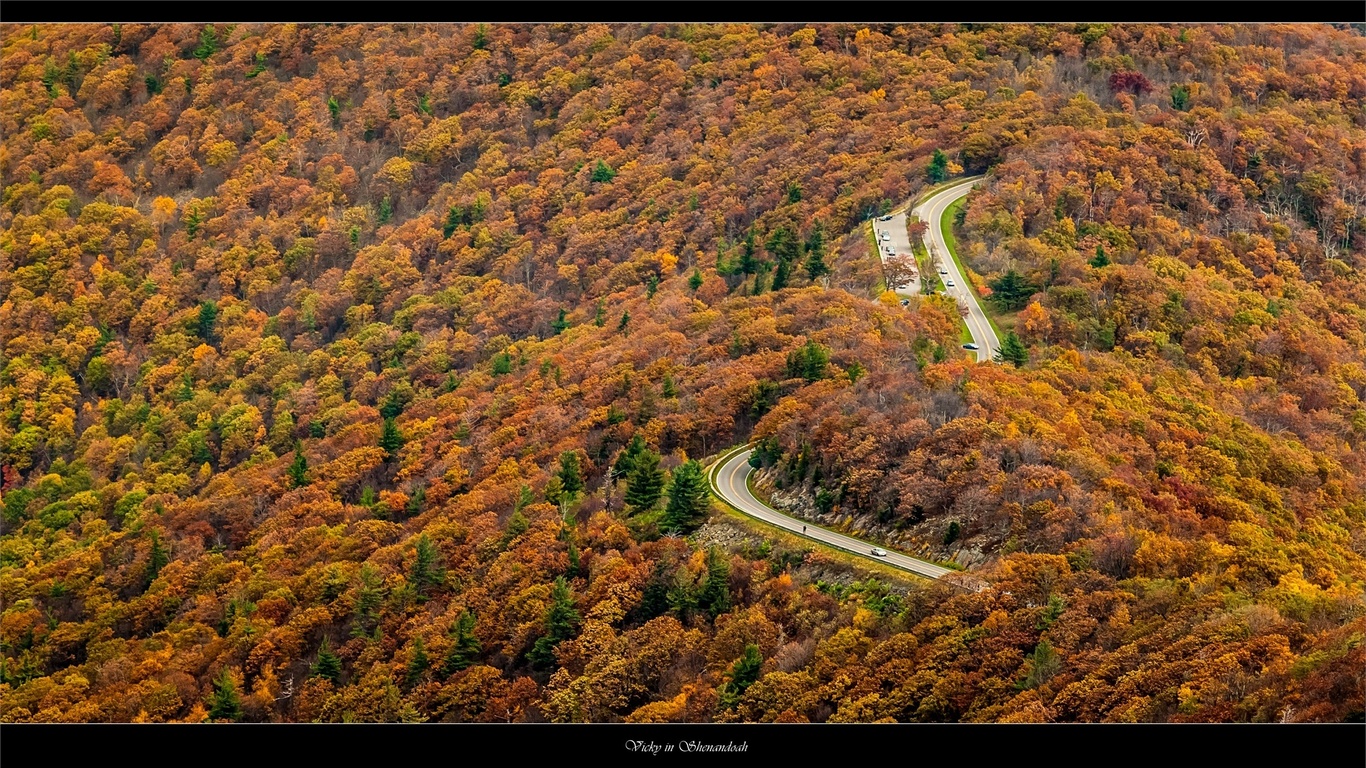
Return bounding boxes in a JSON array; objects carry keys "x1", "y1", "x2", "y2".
[
  {"x1": 912, "y1": 178, "x2": 1001, "y2": 363},
  {"x1": 709, "y1": 447, "x2": 955, "y2": 582}
]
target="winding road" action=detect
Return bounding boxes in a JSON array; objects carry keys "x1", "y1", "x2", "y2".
[
  {"x1": 705, "y1": 179, "x2": 1006, "y2": 586},
  {"x1": 874, "y1": 176, "x2": 1000, "y2": 363},
  {"x1": 709, "y1": 447, "x2": 956, "y2": 582}
]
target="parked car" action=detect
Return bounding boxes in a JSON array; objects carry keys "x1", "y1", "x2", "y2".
[{"x1": 871, "y1": 547, "x2": 889, "y2": 557}]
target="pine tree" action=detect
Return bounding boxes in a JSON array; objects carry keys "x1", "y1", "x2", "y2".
[
  {"x1": 770, "y1": 257, "x2": 792, "y2": 291},
  {"x1": 404, "y1": 485, "x2": 426, "y2": 519},
  {"x1": 529, "y1": 576, "x2": 579, "y2": 669},
  {"x1": 288, "y1": 443, "x2": 308, "y2": 488},
  {"x1": 613, "y1": 434, "x2": 647, "y2": 481},
  {"x1": 927, "y1": 148, "x2": 949, "y2": 183},
  {"x1": 351, "y1": 564, "x2": 385, "y2": 638},
  {"x1": 662, "y1": 373, "x2": 678, "y2": 398},
  {"x1": 551, "y1": 308, "x2": 570, "y2": 335},
  {"x1": 405, "y1": 637, "x2": 429, "y2": 687},
  {"x1": 208, "y1": 668, "x2": 242, "y2": 721},
  {"x1": 593, "y1": 298, "x2": 607, "y2": 327},
  {"x1": 146, "y1": 529, "x2": 169, "y2": 584},
  {"x1": 409, "y1": 534, "x2": 445, "y2": 596},
  {"x1": 786, "y1": 339, "x2": 830, "y2": 382},
  {"x1": 566, "y1": 541, "x2": 581, "y2": 577},
  {"x1": 719, "y1": 644, "x2": 763, "y2": 709},
  {"x1": 590, "y1": 160, "x2": 617, "y2": 183},
  {"x1": 442, "y1": 610, "x2": 481, "y2": 677},
  {"x1": 378, "y1": 195, "x2": 393, "y2": 225},
  {"x1": 557, "y1": 451, "x2": 584, "y2": 497},
  {"x1": 697, "y1": 547, "x2": 732, "y2": 619},
  {"x1": 688, "y1": 270, "x2": 704, "y2": 291},
  {"x1": 988, "y1": 269, "x2": 1037, "y2": 311},
  {"x1": 1089, "y1": 243, "x2": 1110, "y2": 268},
  {"x1": 803, "y1": 221, "x2": 830, "y2": 281},
  {"x1": 312, "y1": 637, "x2": 342, "y2": 683},
  {"x1": 624, "y1": 448, "x2": 665, "y2": 512},
  {"x1": 379, "y1": 417, "x2": 403, "y2": 460},
  {"x1": 662, "y1": 460, "x2": 710, "y2": 534},
  {"x1": 995, "y1": 331, "x2": 1029, "y2": 368},
  {"x1": 618, "y1": 310, "x2": 630, "y2": 333},
  {"x1": 197, "y1": 300, "x2": 218, "y2": 341},
  {"x1": 738, "y1": 230, "x2": 760, "y2": 275},
  {"x1": 646, "y1": 273, "x2": 660, "y2": 298},
  {"x1": 635, "y1": 559, "x2": 674, "y2": 622}
]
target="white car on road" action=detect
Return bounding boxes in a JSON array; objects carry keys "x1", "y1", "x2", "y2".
[{"x1": 871, "y1": 547, "x2": 889, "y2": 557}]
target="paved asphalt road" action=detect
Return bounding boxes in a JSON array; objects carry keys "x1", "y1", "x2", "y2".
[
  {"x1": 910, "y1": 177, "x2": 1001, "y2": 363},
  {"x1": 873, "y1": 207, "x2": 918, "y2": 293},
  {"x1": 710, "y1": 447, "x2": 955, "y2": 582}
]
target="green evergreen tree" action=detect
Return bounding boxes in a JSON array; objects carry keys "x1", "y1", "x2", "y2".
[
  {"x1": 197, "y1": 300, "x2": 218, "y2": 341},
  {"x1": 473, "y1": 23, "x2": 490, "y2": 50},
  {"x1": 591, "y1": 160, "x2": 617, "y2": 183},
  {"x1": 378, "y1": 195, "x2": 393, "y2": 225},
  {"x1": 351, "y1": 564, "x2": 385, "y2": 638},
  {"x1": 529, "y1": 576, "x2": 579, "y2": 668},
  {"x1": 786, "y1": 339, "x2": 830, "y2": 382},
  {"x1": 566, "y1": 542, "x2": 581, "y2": 578},
  {"x1": 770, "y1": 257, "x2": 792, "y2": 291},
  {"x1": 404, "y1": 485, "x2": 426, "y2": 518},
  {"x1": 927, "y1": 148, "x2": 949, "y2": 183},
  {"x1": 803, "y1": 222, "x2": 830, "y2": 281},
  {"x1": 327, "y1": 95, "x2": 341, "y2": 126},
  {"x1": 491, "y1": 351, "x2": 513, "y2": 375},
  {"x1": 1089, "y1": 243, "x2": 1110, "y2": 268},
  {"x1": 146, "y1": 529, "x2": 169, "y2": 584},
  {"x1": 661, "y1": 460, "x2": 710, "y2": 534},
  {"x1": 288, "y1": 443, "x2": 308, "y2": 488},
  {"x1": 443, "y1": 206, "x2": 463, "y2": 238},
  {"x1": 697, "y1": 547, "x2": 732, "y2": 619},
  {"x1": 551, "y1": 308, "x2": 570, "y2": 335},
  {"x1": 502, "y1": 508, "x2": 529, "y2": 547},
  {"x1": 613, "y1": 434, "x2": 647, "y2": 481},
  {"x1": 846, "y1": 360, "x2": 867, "y2": 384},
  {"x1": 646, "y1": 273, "x2": 660, "y2": 298},
  {"x1": 208, "y1": 668, "x2": 242, "y2": 721},
  {"x1": 719, "y1": 644, "x2": 763, "y2": 709},
  {"x1": 662, "y1": 373, "x2": 678, "y2": 398},
  {"x1": 617, "y1": 310, "x2": 630, "y2": 333},
  {"x1": 312, "y1": 637, "x2": 342, "y2": 683},
  {"x1": 635, "y1": 559, "x2": 674, "y2": 622},
  {"x1": 1170, "y1": 84, "x2": 1191, "y2": 111},
  {"x1": 379, "y1": 417, "x2": 403, "y2": 460},
  {"x1": 409, "y1": 534, "x2": 445, "y2": 596},
  {"x1": 557, "y1": 451, "x2": 584, "y2": 497},
  {"x1": 688, "y1": 269, "x2": 704, "y2": 291},
  {"x1": 441, "y1": 610, "x2": 481, "y2": 676},
  {"x1": 995, "y1": 331, "x2": 1029, "y2": 368},
  {"x1": 624, "y1": 448, "x2": 665, "y2": 512},
  {"x1": 380, "y1": 390, "x2": 404, "y2": 420},
  {"x1": 405, "y1": 637, "x2": 429, "y2": 687},
  {"x1": 738, "y1": 230, "x2": 760, "y2": 275},
  {"x1": 988, "y1": 269, "x2": 1037, "y2": 311},
  {"x1": 192, "y1": 25, "x2": 219, "y2": 61},
  {"x1": 593, "y1": 298, "x2": 607, "y2": 327}
]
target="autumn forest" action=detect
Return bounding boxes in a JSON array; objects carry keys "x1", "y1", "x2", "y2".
[{"x1": 1, "y1": 22, "x2": 1364, "y2": 723}]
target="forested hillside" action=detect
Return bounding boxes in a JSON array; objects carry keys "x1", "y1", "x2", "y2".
[{"x1": 1, "y1": 22, "x2": 1363, "y2": 723}]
